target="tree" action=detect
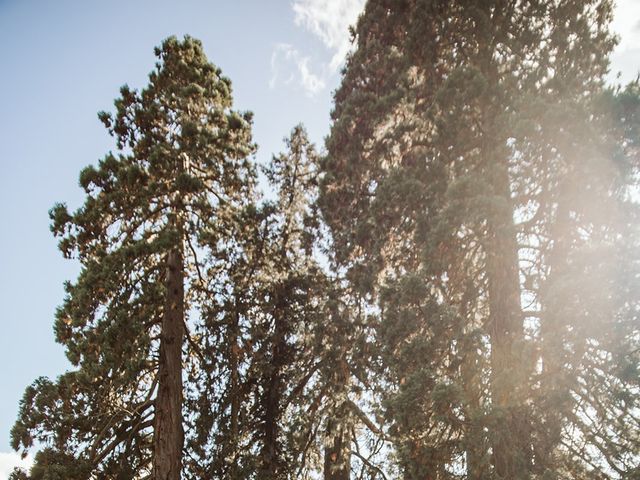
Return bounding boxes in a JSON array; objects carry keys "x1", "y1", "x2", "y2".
[
  {"x1": 180, "y1": 125, "x2": 363, "y2": 480},
  {"x1": 256, "y1": 125, "x2": 326, "y2": 479},
  {"x1": 320, "y1": 0, "x2": 639, "y2": 478},
  {"x1": 11, "y1": 36, "x2": 256, "y2": 480},
  {"x1": 528, "y1": 81, "x2": 640, "y2": 478},
  {"x1": 183, "y1": 125, "x2": 330, "y2": 479}
]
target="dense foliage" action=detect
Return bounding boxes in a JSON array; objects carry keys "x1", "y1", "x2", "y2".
[
  {"x1": 321, "y1": 0, "x2": 640, "y2": 478},
  {"x1": 10, "y1": 2, "x2": 640, "y2": 479},
  {"x1": 11, "y1": 36, "x2": 257, "y2": 480}
]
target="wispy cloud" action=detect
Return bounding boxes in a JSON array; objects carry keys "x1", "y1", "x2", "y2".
[
  {"x1": 269, "y1": 43, "x2": 326, "y2": 96},
  {"x1": 292, "y1": 0, "x2": 365, "y2": 72},
  {"x1": 612, "y1": 0, "x2": 640, "y2": 51},
  {"x1": 269, "y1": 0, "x2": 365, "y2": 96},
  {"x1": 0, "y1": 452, "x2": 32, "y2": 480},
  {"x1": 610, "y1": 0, "x2": 640, "y2": 83}
]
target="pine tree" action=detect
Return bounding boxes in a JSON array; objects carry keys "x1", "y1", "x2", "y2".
[
  {"x1": 185, "y1": 125, "x2": 363, "y2": 480},
  {"x1": 320, "y1": 1, "x2": 639, "y2": 478},
  {"x1": 10, "y1": 36, "x2": 256, "y2": 480},
  {"x1": 528, "y1": 81, "x2": 640, "y2": 478},
  {"x1": 183, "y1": 126, "x2": 329, "y2": 479},
  {"x1": 257, "y1": 125, "x2": 325, "y2": 479}
]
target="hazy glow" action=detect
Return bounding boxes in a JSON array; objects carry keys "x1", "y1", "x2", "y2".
[
  {"x1": 0, "y1": 452, "x2": 32, "y2": 479},
  {"x1": 610, "y1": 0, "x2": 640, "y2": 82}
]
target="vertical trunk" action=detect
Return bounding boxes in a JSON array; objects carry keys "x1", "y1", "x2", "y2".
[
  {"x1": 228, "y1": 304, "x2": 241, "y2": 478},
  {"x1": 261, "y1": 374, "x2": 281, "y2": 478},
  {"x1": 485, "y1": 158, "x2": 528, "y2": 479},
  {"x1": 261, "y1": 310, "x2": 286, "y2": 478},
  {"x1": 153, "y1": 248, "x2": 185, "y2": 480},
  {"x1": 324, "y1": 359, "x2": 350, "y2": 480},
  {"x1": 324, "y1": 418, "x2": 350, "y2": 480},
  {"x1": 475, "y1": 8, "x2": 529, "y2": 472}
]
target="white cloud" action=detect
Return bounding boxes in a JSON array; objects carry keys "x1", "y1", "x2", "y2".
[
  {"x1": 0, "y1": 452, "x2": 32, "y2": 480},
  {"x1": 269, "y1": 0, "x2": 364, "y2": 96},
  {"x1": 292, "y1": 0, "x2": 366, "y2": 72},
  {"x1": 609, "y1": 0, "x2": 640, "y2": 83},
  {"x1": 297, "y1": 56, "x2": 326, "y2": 94},
  {"x1": 612, "y1": 0, "x2": 640, "y2": 51},
  {"x1": 269, "y1": 43, "x2": 326, "y2": 97}
]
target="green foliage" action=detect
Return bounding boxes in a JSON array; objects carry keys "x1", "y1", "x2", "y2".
[
  {"x1": 11, "y1": 35, "x2": 256, "y2": 479},
  {"x1": 11, "y1": 6, "x2": 640, "y2": 480},
  {"x1": 183, "y1": 125, "x2": 363, "y2": 479},
  {"x1": 321, "y1": 0, "x2": 639, "y2": 478}
]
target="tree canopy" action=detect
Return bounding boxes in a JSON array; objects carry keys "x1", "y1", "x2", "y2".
[
  {"x1": 10, "y1": 3, "x2": 640, "y2": 479},
  {"x1": 11, "y1": 35, "x2": 257, "y2": 480},
  {"x1": 320, "y1": 0, "x2": 640, "y2": 478}
]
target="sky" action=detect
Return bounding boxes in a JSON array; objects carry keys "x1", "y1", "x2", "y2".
[{"x1": 0, "y1": 0, "x2": 637, "y2": 477}]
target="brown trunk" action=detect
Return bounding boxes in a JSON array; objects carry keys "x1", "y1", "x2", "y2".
[
  {"x1": 475, "y1": 8, "x2": 529, "y2": 471},
  {"x1": 261, "y1": 309, "x2": 286, "y2": 478},
  {"x1": 323, "y1": 417, "x2": 350, "y2": 480},
  {"x1": 324, "y1": 359, "x2": 350, "y2": 480},
  {"x1": 485, "y1": 158, "x2": 527, "y2": 479},
  {"x1": 153, "y1": 248, "x2": 184, "y2": 480},
  {"x1": 262, "y1": 379, "x2": 280, "y2": 477}
]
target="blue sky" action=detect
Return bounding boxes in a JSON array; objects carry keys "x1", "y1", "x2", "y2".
[{"x1": 0, "y1": 0, "x2": 637, "y2": 476}]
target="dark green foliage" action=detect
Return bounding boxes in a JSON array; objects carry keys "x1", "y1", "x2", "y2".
[
  {"x1": 11, "y1": 35, "x2": 256, "y2": 479},
  {"x1": 321, "y1": 1, "x2": 639, "y2": 478},
  {"x1": 10, "y1": 5, "x2": 640, "y2": 480}
]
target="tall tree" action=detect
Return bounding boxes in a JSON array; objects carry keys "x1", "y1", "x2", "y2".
[
  {"x1": 185, "y1": 125, "x2": 362, "y2": 480},
  {"x1": 184, "y1": 126, "x2": 329, "y2": 479},
  {"x1": 257, "y1": 125, "x2": 325, "y2": 479},
  {"x1": 527, "y1": 81, "x2": 640, "y2": 478},
  {"x1": 10, "y1": 36, "x2": 256, "y2": 480},
  {"x1": 320, "y1": 1, "x2": 639, "y2": 478}
]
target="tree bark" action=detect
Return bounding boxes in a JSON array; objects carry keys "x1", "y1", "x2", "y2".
[
  {"x1": 324, "y1": 359, "x2": 350, "y2": 480},
  {"x1": 323, "y1": 417, "x2": 350, "y2": 480},
  {"x1": 153, "y1": 248, "x2": 184, "y2": 480},
  {"x1": 261, "y1": 308, "x2": 286, "y2": 479},
  {"x1": 485, "y1": 159, "x2": 528, "y2": 479},
  {"x1": 475, "y1": 8, "x2": 529, "y2": 472}
]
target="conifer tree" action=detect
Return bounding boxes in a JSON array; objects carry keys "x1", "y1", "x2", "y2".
[
  {"x1": 185, "y1": 125, "x2": 361, "y2": 480},
  {"x1": 10, "y1": 36, "x2": 256, "y2": 480},
  {"x1": 320, "y1": 1, "x2": 639, "y2": 478},
  {"x1": 528, "y1": 82, "x2": 640, "y2": 477},
  {"x1": 257, "y1": 125, "x2": 325, "y2": 479},
  {"x1": 184, "y1": 126, "x2": 328, "y2": 479}
]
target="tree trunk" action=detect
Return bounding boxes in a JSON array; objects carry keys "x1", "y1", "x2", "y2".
[
  {"x1": 475, "y1": 9, "x2": 530, "y2": 470},
  {"x1": 323, "y1": 418, "x2": 350, "y2": 480},
  {"x1": 324, "y1": 359, "x2": 350, "y2": 480},
  {"x1": 153, "y1": 248, "x2": 184, "y2": 480},
  {"x1": 485, "y1": 159, "x2": 528, "y2": 479},
  {"x1": 261, "y1": 310, "x2": 286, "y2": 479}
]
